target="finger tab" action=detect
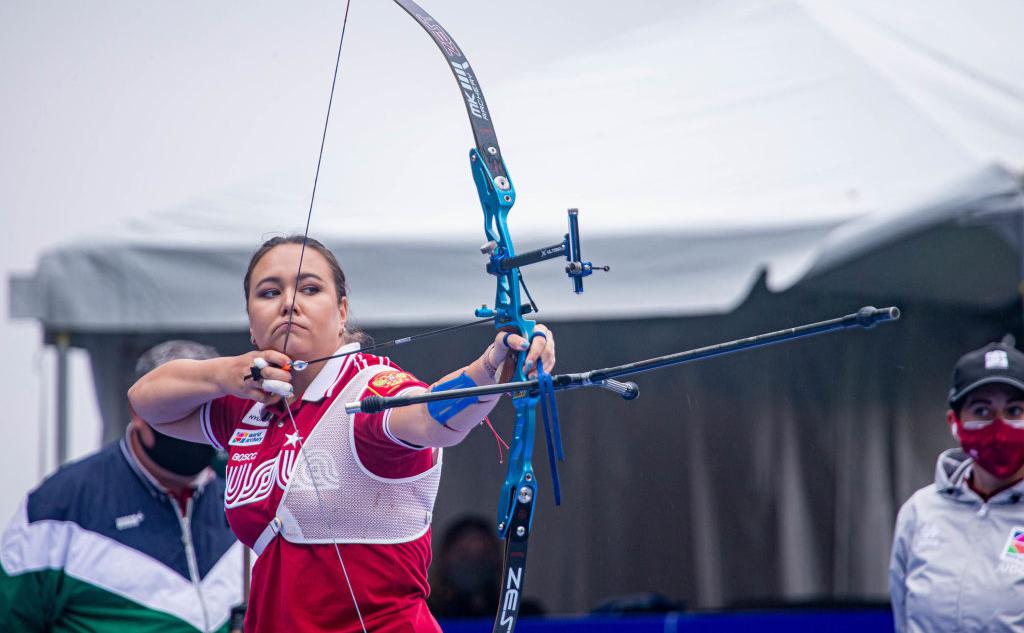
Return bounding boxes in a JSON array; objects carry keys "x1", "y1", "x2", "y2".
[{"x1": 261, "y1": 379, "x2": 294, "y2": 398}]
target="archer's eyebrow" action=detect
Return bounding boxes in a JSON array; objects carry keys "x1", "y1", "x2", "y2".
[{"x1": 255, "y1": 272, "x2": 326, "y2": 287}]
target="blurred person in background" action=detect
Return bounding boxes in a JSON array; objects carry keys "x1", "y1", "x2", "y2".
[
  {"x1": 0, "y1": 340, "x2": 242, "y2": 632},
  {"x1": 429, "y1": 515, "x2": 544, "y2": 619},
  {"x1": 890, "y1": 335, "x2": 1024, "y2": 632}
]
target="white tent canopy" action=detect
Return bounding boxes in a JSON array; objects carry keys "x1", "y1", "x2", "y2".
[
  {"x1": 9, "y1": 0, "x2": 1024, "y2": 331},
  {"x1": 10, "y1": 164, "x2": 1023, "y2": 331},
  {"x1": 291, "y1": 0, "x2": 1024, "y2": 237}
]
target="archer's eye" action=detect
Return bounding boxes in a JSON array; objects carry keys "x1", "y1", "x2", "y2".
[
  {"x1": 300, "y1": 284, "x2": 321, "y2": 296},
  {"x1": 1006, "y1": 404, "x2": 1024, "y2": 421},
  {"x1": 257, "y1": 287, "x2": 281, "y2": 299}
]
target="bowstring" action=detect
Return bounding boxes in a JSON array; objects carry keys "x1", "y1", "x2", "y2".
[
  {"x1": 283, "y1": 405, "x2": 368, "y2": 632},
  {"x1": 282, "y1": 0, "x2": 353, "y2": 354},
  {"x1": 279, "y1": 0, "x2": 368, "y2": 631}
]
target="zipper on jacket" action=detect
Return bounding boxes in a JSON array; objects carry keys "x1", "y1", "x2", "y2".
[{"x1": 176, "y1": 497, "x2": 212, "y2": 633}]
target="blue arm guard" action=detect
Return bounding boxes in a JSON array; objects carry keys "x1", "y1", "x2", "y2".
[{"x1": 427, "y1": 372, "x2": 480, "y2": 425}]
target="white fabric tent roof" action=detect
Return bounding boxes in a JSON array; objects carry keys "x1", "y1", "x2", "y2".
[
  {"x1": 8, "y1": 0, "x2": 1024, "y2": 331},
  {"x1": 10, "y1": 164, "x2": 1022, "y2": 331},
  {"x1": 272, "y1": 0, "x2": 1022, "y2": 238}
]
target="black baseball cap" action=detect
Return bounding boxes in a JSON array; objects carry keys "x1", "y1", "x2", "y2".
[{"x1": 949, "y1": 335, "x2": 1024, "y2": 406}]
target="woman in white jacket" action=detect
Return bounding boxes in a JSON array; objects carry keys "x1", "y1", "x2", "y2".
[{"x1": 890, "y1": 336, "x2": 1024, "y2": 633}]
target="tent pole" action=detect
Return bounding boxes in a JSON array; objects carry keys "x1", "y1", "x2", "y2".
[
  {"x1": 55, "y1": 332, "x2": 70, "y2": 465},
  {"x1": 1019, "y1": 203, "x2": 1024, "y2": 340}
]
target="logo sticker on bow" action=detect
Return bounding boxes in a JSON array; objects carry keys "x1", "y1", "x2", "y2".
[{"x1": 229, "y1": 429, "x2": 266, "y2": 447}]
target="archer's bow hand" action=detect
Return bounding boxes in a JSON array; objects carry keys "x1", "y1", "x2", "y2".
[{"x1": 486, "y1": 324, "x2": 556, "y2": 382}]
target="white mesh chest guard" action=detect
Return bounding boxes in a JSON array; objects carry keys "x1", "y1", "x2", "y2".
[{"x1": 270, "y1": 364, "x2": 442, "y2": 548}]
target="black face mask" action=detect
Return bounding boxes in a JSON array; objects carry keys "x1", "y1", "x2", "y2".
[
  {"x1": 141, "y1": 431, "x2": 216, "y2": 477},
  {"x1": 447, "y1": 558, "x2": 498, "y2": 595}
]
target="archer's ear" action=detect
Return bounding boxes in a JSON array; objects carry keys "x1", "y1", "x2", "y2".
[
  {"x1": 946, "y1": 409, "x2": 959, "y2": 440},
  {"x1": 338, "y1": 297, "x2": 349, "y2": 337}
]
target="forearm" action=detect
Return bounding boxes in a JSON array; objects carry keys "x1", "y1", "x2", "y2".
[
  {"x1": 127, "y1": 358, "x2": 230, "y2": 425},
  {"x1": 390, "y1": 354, "x2": 502, "y2": 448}
]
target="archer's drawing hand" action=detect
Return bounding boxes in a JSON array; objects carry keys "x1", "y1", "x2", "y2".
[{"x1": 228, "y1": 350, "x2": 294, "y2": 405}]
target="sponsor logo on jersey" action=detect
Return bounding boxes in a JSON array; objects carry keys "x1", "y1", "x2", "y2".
[
  {"x1": 229, "y1": 429, "x2": 266, "y2": 447},
  {"x1": 240, "y1": 403, "x2": 273, "y2": 427},
  {"x1": 231, "y1": 451, "x2": 259, "y2": 462},
  {"x1": 997, "y1": 526, "x2": 1024, "y2": 576},
  {"x1": 115, "y1": 511, "x2": 145, "y2": 530},
  {"x1": 1003, "y1": 526, "x2": 1024, "y2": 558},
  {"x1": 225, "y1": 459, "x2": 276, "y2": 508},
  {"x1": 243, "y1": 408, "x2": 270, "y2": 427}
]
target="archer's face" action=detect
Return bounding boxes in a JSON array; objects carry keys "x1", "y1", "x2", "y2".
[{"x1": 247, "y1": 243, "x2": 348, "y2": 360}]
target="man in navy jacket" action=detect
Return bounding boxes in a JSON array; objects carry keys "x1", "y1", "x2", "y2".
[{"x1": 0, "y1": 340, "x2": 243, "y2": 632}]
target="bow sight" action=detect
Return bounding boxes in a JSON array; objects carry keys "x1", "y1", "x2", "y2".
[{"x1": 477, "y1": 208, "x2": 609, "y2": 308}]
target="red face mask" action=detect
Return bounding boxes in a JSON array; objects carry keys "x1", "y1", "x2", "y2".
[{"x1": 956, "y1": 417, "x2": 1024, "y2": 479}]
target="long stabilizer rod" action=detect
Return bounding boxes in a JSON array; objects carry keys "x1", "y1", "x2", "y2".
[{"x1": 345, "y1": 306, "x2": 900, "y2": 414}]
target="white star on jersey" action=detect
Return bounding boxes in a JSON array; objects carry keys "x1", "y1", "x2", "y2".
[{"x1": 284, "y1": 431, "x2": 302, "y2": 447}]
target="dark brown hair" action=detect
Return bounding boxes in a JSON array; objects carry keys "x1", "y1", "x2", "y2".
[
  {"x1": 244, "y1": 235, "x2": 347, "y2": 306},
  {"x1": 244, "y1": 235, "x2": 368, "y2": 345}
]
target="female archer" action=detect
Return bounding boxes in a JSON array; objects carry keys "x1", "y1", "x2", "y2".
[{"x1": 128, "y1": 235, "x2": 556, "y2": 633}]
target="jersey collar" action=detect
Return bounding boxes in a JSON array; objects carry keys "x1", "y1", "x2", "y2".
[{"x1": 302, "y1": 341, "x2": 360, "y2": 402}]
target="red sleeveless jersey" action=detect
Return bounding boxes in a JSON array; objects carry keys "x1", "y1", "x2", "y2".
[{"x1": 200, "y1": 350, "x2": 442, "y2": 633}]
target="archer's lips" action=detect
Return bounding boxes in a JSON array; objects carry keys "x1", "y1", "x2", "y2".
[{"x1": 273, "y1": 322, "x2": 306, "y2": 337}]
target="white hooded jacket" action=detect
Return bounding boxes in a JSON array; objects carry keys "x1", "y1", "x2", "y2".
[{"x1": 890, "y1": 448, "x2": 1024, "y2": 632}]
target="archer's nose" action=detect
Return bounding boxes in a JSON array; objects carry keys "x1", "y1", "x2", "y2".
[{"x1": 279, "y1": 290, "x2": 299, "y2": 316}]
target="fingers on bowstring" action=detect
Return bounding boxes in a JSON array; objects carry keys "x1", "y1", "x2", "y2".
[
  {"x1": 243, "y1": 356, "x2": 293, "y2": 402},
  {"x1": 257, "y1": 366, "x2": 293, "y2": 383},
  {"x1": 245, "y1": 350, "x2": 294, "y2": 385},
  {"x1": 244, "y1": 386, "x2": 280, "y2": 406},
  {"x1": 260, "y1": 379, "x2": 294, "y2": 399},
  {"x1": 259, "y1": 349, "x2": 293, "y2": 368}
]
